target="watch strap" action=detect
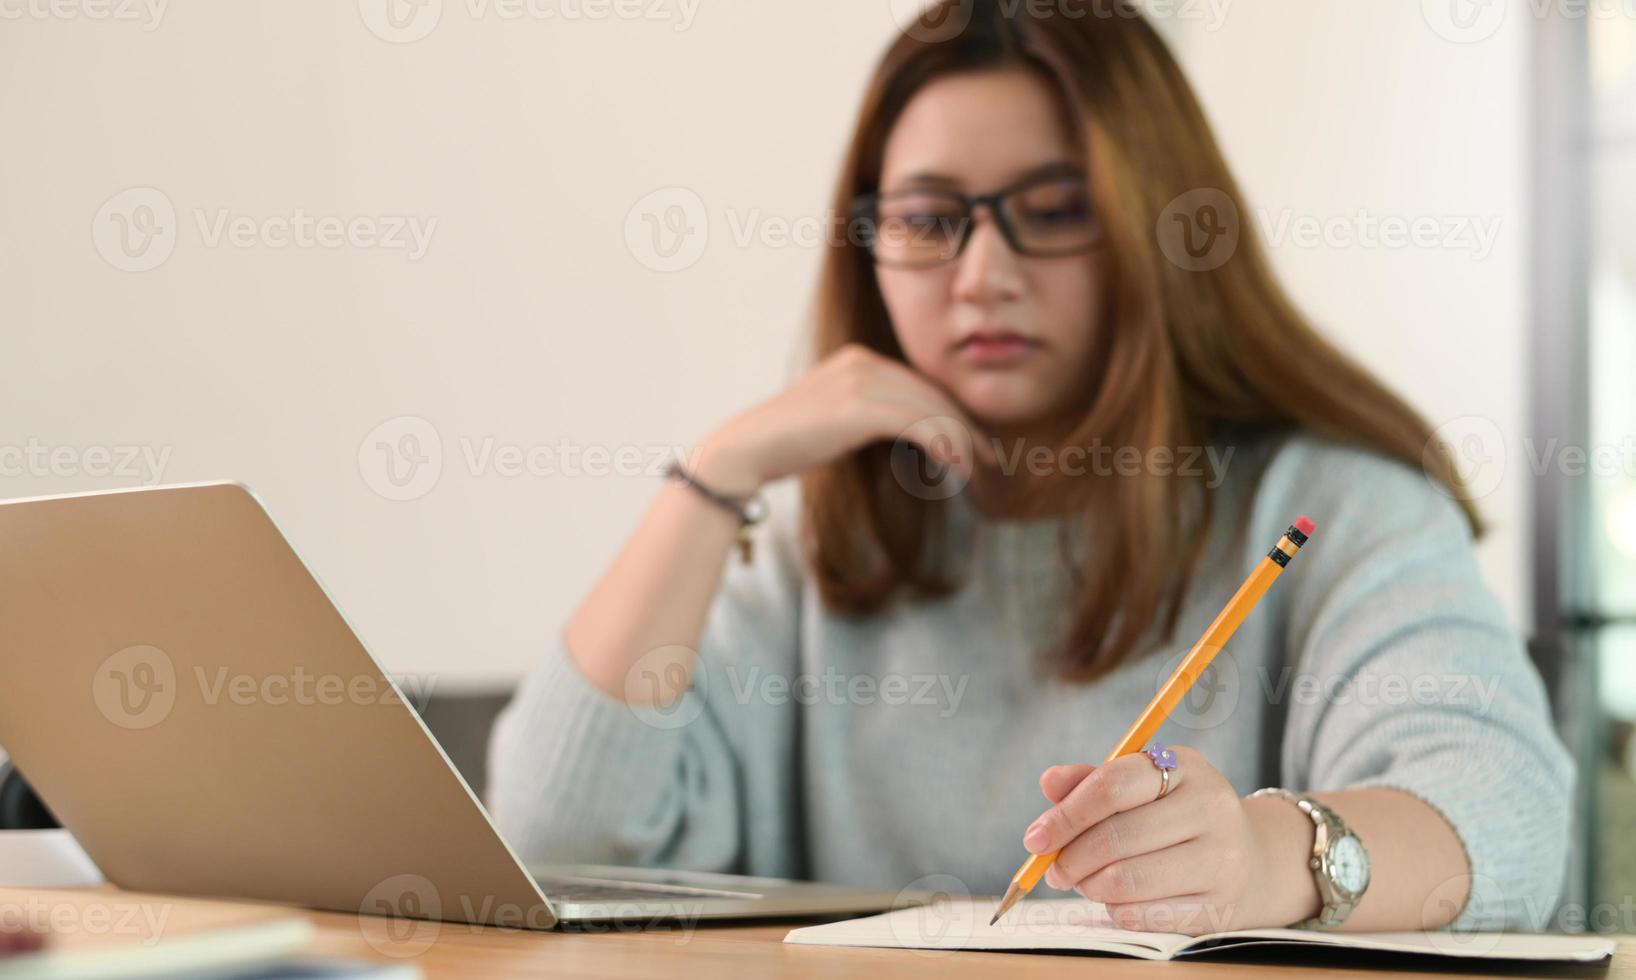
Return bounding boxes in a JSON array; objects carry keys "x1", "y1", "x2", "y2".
[{"x1": 1248, "y1": 787, "x2": 1365, "y2": 929}]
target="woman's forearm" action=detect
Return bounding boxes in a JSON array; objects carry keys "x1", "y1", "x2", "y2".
[
  {"x1": 1245, "y1": 787, "x2": 1472, "y2": 931},
  {"x1": 562, "y1": 344, "x2": 993, "y2": 705},
  {"x1": 563, "y1": 447, "x2": 755, "y2": 704}
]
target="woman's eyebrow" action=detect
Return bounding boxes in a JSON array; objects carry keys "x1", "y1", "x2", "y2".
[
  {"x1": 888, "y1": 171, "x2": 963, "y2": 190},
  {"x1": 885, "y1": 160, "x2": 1085, "y2": 192},
  {"x1": 1019, "y1": 160, "x2": 1086, "y2": 182}
]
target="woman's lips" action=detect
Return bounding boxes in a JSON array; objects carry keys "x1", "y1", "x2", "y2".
[{"x1": 957, "y1": 332, "x2": 1040, "y2": 365}]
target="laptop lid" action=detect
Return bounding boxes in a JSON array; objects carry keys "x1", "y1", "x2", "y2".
[{"x1": 0, "y1": 482, "x2": 555, "y2": 931}]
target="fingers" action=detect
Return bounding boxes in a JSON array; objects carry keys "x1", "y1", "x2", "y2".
[
  {"x1": 824, "y1": 342, "x2": 1002, "y2": 469},
  {"x1": 1067, "y1": 837, "x2": 1219, "y2": 908},
  {"x1": 1039, "y1": 763, "x2": 1095, "y2": 804},
  {"x1": 875, "y1": 406, "x2": 991, "y2": 481},
  {"x1": 1102, "y1": 895, "x2": 1226, "y2": 936},
  {"x1": 1028, "y1": 748, "x2": 1243, "y2": 935},
  {"x1": 1043, "y1": 794, "x2": 1195, "y2": 890},
  {"x1": 1024, "y1": 752, "x2": 1174, "y2": 855},
  {"x1": 754, "y1": 342, "x2": 999, "y2": 484},
  {"x1": 870, "y1": 362, "x2": 997, "y2": 466}
]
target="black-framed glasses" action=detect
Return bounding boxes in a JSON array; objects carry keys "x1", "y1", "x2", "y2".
[{"x1": 850, "y1": 169, "x2": 1103, "y2": 268}]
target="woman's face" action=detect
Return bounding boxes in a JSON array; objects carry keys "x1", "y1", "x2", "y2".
[{"x1": 874, "y1": 68, "x2": 1105, "y2": 436}]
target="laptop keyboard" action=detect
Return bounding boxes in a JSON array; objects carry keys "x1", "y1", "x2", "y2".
[{"x1": 534, "y1": 875, "x2": 765, "y2": 903}]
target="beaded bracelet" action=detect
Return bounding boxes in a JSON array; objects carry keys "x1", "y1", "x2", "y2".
[{"x1": 663, "y1": 460, "x2": 769, "y2": 563}]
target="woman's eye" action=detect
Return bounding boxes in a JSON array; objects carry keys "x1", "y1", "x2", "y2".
[
  {"x1": 1025, "y1": 206, "x2": 1088, "y2": 225},
  {"x1": 1019, "y1": 199, "x2": 1091, "y2": 225},
  {"x1": 1013, "y1": 180, "x2": 1093, "y2": 225},
  {"x1": 879, "y1": 209, "x2": 963, "y2": 236}
]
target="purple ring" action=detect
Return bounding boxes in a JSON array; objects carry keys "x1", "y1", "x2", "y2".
[{"x1": 1145, "y1": 743, "x2": 1178, "y2": 771}]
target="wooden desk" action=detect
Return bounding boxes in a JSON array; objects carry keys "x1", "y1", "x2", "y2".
[{"x1": 2, "y1": 886, "x2": 1630, "y2": 979}]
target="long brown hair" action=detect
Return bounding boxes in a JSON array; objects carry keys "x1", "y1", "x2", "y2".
[{"x1": 799, "y1": 0, "x2": 1481, "y2": 683}]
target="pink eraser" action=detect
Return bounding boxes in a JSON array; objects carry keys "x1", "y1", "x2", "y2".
[{"x1": 1293, "y1": 516, "x2": 1316, "y2": 536}]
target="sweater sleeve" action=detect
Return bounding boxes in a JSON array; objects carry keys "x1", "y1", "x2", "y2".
[
  {"x1": 484, "y1": 482, "x2": 806, "y2": 877},
  {"x1": 1260, "y1": 436, "x2": 1573, "y2": 932}
]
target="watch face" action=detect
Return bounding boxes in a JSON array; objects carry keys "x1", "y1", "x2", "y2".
[{"x1": 1328, "y1": 834, "x2": 1370, "y2": 895}]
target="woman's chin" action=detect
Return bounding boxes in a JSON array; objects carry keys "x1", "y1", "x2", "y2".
[
  {"x1": 951, "y1": 376, "x2": 1068, "y2": 432},
  {"x1": 964, "y1": 400, "x2": 1061, "y2": 435}
]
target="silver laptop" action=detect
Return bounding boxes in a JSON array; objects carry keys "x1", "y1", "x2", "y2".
[{"x1": 0, "y1": 482, "x2": 912, "y2": 929}]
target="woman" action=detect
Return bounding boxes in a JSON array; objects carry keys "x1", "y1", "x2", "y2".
[{"x1": 489, "y1": 0, "x2": 1570, "y2": 935}]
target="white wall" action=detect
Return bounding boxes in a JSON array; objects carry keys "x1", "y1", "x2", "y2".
[
  {"x1": 1166, "y1": 1, "x2": 1531, "y2": 627},
  {"x1": 0, "y1": 1, "x2": 1532, "y2": 688}
]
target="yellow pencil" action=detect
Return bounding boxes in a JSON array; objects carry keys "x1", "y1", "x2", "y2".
[{"x1": 990, "y1": 515, "x2": 1318, "y2": 925}]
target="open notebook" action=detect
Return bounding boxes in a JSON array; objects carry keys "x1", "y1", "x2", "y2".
[{"x1": 784, "y1": 898, "x2": 1617, "y2": 963}]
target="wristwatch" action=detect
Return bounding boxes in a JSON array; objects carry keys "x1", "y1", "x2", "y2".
[{"x1": 1248, "y1": 788, "x2": 1371, "y2": 929}]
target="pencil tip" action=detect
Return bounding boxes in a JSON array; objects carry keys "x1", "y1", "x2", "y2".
[{"x1": 991, "y1": 883, "x2": 1023, "y2": 925}]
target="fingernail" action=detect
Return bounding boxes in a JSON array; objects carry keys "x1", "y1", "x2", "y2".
[{"x1": 1024, "y1": 823, "x2": 1049, "y2": 852}]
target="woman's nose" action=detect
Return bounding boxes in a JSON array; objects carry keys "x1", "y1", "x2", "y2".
[{"x1": 952, "y1": 208, "x2": 1024, "y2": 303}]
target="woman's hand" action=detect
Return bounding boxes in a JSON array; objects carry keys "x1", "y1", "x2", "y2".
[
  {"x1": 1026, "y1": 746, "x2": 1308, "y2": 936},
  {"x1": 692, "y1": 343, "x2": 995, "y2": 495},
  {"x1": 561, "y1": 343, "x2": 994, "y2": 702}
]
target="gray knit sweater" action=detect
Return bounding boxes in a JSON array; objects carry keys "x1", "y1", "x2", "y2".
[{"x1": 487, "y1": 432, "x2": 1572, "y2": 931}]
